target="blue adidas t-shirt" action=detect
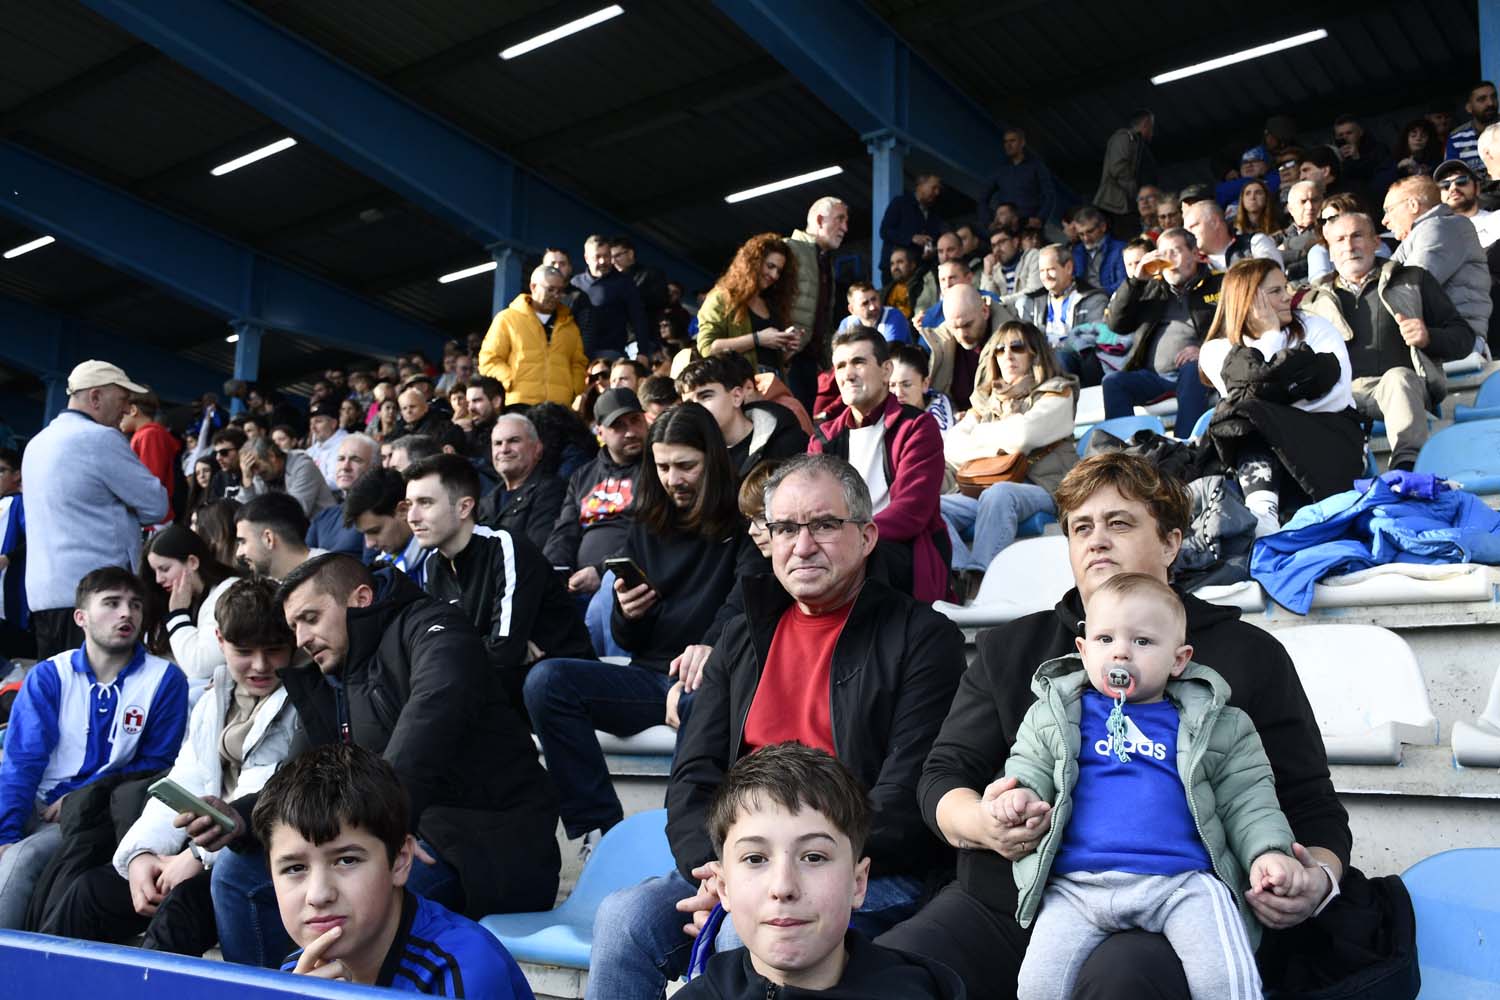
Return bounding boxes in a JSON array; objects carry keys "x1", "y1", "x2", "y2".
[
  {"x1": 1053, "y1": 690, "x2": 1213, "y2": 877},
  {"x1": 282, "y1": 890, "x2": 534, "y2": 998}
]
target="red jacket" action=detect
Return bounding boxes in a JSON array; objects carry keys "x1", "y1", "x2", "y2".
[
  {"x1": 131, "y1": 423, "x2": 181, "y2": 522},
  {"x1": 808, "y1": 393, "x2": 948, "y2": 602}
]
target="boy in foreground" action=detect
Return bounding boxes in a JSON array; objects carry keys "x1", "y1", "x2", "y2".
[
  {"x1": 679, "y1": 741, "x2": 964, "y2": 998},
  {"x1": 997, "y1": 573, "x2": 1311, "y2": 999},
  {"x1": 253, "y1": 743, "x2": 534, "y2": 998}
]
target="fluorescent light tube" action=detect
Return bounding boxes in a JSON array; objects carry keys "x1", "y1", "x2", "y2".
[
  {"x1": 725, "y1": 166, "x2": 844, "y2": 204},
  {"x1": 501, "y1": 5, "x2": 624, "y2": 60},
  {"x1": 1151, "y1": 29, "x2": 1327, "y2": 85},
  {"x1": 211, "y1": 137, "x2": 299, "y2": 176},
  {"x1": 439, "y1": 261, "x2": 499, "y2": 284},
  {"x1": 3, "y1": 235, "x2": 54, "y2": 259}
]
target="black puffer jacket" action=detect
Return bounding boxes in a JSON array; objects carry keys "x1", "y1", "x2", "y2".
[
  {"x1": 680, "y1": 931, "x2": 966, "y2": 999},
  {"x1": 669, "y1": 576, "x2": 963, "y2": 883},
  {"x1": 264, "y1": 569, "x2": 560, "y2": 916},
  {"x1": 919, "y1": 587, "x2": 1350, "y2": 916}
]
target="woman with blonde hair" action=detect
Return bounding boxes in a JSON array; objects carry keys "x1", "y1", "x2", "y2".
[
  {"x1": 694, "y1": 232, "x2": 800, "y2": 373},
  {"x1": 1198, "y1": 258, "x2": 1362, "y2": 535},
  {"x1": 939, "y1": 320, "x2": 1079, "y2": 600}
]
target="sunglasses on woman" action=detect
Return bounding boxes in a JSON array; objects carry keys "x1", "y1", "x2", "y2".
[{"x1": 997, "y1": 340, "x2": 1030, "y2": 355}]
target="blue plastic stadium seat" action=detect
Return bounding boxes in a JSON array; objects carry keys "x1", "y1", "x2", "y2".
[
  {"x1": 1017, "y1": 510, "x2": 1057, "y2": 537},
  {"x1": 1403, "y1": 848, "x2": 1500, "y2": 998},
  {"x1": 481, "y1": 809, "x2": 675, "y2": 970},
  {"x1": 1076, "y1": 415, "x2": 1166, "y2": 457},
  {"x1": 1413, "y1": 419, "x2": 1500, "y2": 495},
  {"x1": 1455, "y1": 371, "x2": 1500, "y2": 424},
  {"x1": 1188, "y1": 408, "x2": 1213, "y2": 440}
]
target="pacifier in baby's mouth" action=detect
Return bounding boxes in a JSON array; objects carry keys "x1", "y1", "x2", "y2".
[{"x1": 1105, "y1": 668, "x2": 1134, "y2": 763}]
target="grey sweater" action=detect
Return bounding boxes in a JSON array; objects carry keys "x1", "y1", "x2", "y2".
[{"x1": 22, "y1": 409, "x2": 169, "y2": 610}]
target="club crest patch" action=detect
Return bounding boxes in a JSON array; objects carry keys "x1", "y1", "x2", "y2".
[{"x1": 121, "y1": 705, "x2": 147, "y2": 735}]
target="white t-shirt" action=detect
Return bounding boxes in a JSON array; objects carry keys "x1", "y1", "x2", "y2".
[
  {"x1": 845, "y1": 422, "x2": 890, "y2": 514},
  {"x1": 1466, "y1": 209, "x2": 1500, "y2": 249},
  {"x1": 1198, "y1": 312, "x2": 1354, "y2": 414}
]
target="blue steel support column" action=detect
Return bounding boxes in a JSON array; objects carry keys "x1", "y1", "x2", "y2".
[
  {"x1": 1483, "y1": 1, "x2": 1500, "y2": 96},
  {"x1": 489, "y1": 245, "x2": 525, "y2": 319},
  {"x1": 867, "y1": 131, "x2": 907, "y2": 285},
  {"x1": 42, "y1": 375, "x2": 69, "y2": 424},
  {"x1": 231, "y1": 319, "x2": 263, "y2": 415}
]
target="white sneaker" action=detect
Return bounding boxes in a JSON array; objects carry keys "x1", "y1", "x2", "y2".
[{"x1": 578, "y1": 828, "x2": 603, "y2": 865}]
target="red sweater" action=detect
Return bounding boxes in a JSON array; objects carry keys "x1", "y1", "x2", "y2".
[
  {"x1": 808, "y1": 393, "x2": 947, "y2": 602},
  {"x1": 131, "y1": 423, "x2": 180, "y2": 522}
]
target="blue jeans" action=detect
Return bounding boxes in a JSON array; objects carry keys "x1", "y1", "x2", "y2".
[
  {"x1": 941, "y1": 483, "x2": 1056, "y2": 573},
  {"x1": 1101, "y1": 360, "x2": 1207, "y2": 437},
  {"x1": 523, "y1": 657, "x2": 673, "y2": 839},
  {"x1": 211, "y1": 838, "x2": 461, "y2": 967},
  {"x1": 587, "y1": 867, "x2": 924, "y2": 1000}
]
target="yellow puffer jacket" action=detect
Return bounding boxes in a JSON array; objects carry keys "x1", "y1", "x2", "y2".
[{"x1": 479, "y1": 295, "x2": 589, "y2": 407}]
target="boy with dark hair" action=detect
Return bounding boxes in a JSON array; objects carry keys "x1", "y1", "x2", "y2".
[
  {"x1": 675, "y1": 356, "x2": 808, "y2": 480},
  {"x1": 637, "y1": 374, "x2": 679, "y2": 424},
  {"x1": 680, "y1": 742, "x2": 964, "y2": 998},
  {"x1": 1001, "y1": 574, "x2": 1305, "y2": 999},
  {"x1": 254, "y1": 743, "x2": 534, "y2": 997},
  {"x1": 39, "y1": 577, "x2": 298, "y2": 954},
  {"x1": 343, "y1": 467, "x2": 429, "y2": 584},
  {"x1": 0, "y1": 566, "x2": 188, "y2": 927}
]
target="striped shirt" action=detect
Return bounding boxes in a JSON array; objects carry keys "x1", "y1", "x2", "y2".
[{"x1": 283, "y1": 890, "x2": 534, "y2": 997}]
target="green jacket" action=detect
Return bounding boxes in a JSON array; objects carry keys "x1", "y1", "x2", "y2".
[
  {"x1": 785, "y1": 228, "x2": 822, "y2": 333},
  {"x1": 1004, "y1": 655, "x2": 1294, "y2": 946},
  {"x1": 695, "y1": 287, "x2": 770, "y2": 371}
]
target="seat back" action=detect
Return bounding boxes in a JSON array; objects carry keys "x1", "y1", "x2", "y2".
[
  {"x1": 1188, "y1": 408, "x2": 1213, "y2": 440},
  {"x1": 1402, "y1": 848, "x2": 1500, "y2": 996},
  {"x1": 562, "y1": 808, "x2": 675, "y2": 913},
  {"x1": 1272, "y1": 625, "x2": 1439, "y2": 763},
  {"x1": 1414, "y1": 419, "x2": 1500, "y2": 495},
  {"x1": 1452, "y1": 665, "x2": 1500, "y2": 767},
  {"x1": 1076, "y1": 414, "x2": 1166, "y2": 456},
  {"x1": 971, "y1": 535, "x2": 1074, "y2": 610},
  {"x1": 1475, "y1": 371, "x2": 1500, "y2": 410}
]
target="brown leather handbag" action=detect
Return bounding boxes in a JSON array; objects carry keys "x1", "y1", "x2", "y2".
[{"x1": 954, "y1": 439, "x2": 1067, "y2": 498}]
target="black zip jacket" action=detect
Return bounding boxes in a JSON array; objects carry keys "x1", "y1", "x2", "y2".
[
  {"x1": 257, "y1": 569, "x2": 560, "y2": 916},
  {"x1": 542, "y1": 450, "x2": 639, "y2": 571},
  {"x1": 668, "y1": 576, "x2": 964, "y2": 883},
  {"x1": 919, "y1": 586, "x2": 1350, "y2": 915},
  {"x1": 423, "y1": 526, "x2": 592, "y2": 706},
  {"x1": 679, "y1": 930, "x2": 966, "y2": 999},
  {"x1": 477, "y1": 470, "x2": 568, "y2": 552},
  {"x1": 609, "y1": 518, "x2": 767, "y2": 672},
  {"x1": 1106, "y1": 266, "x2": 1223, "y2": 372}
]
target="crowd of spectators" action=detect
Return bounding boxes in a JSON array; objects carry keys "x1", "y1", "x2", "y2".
[{"x1": 1, "y1": 86, "x2": 1496, "y2": 999}]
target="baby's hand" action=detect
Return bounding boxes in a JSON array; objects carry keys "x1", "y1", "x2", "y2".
[
  {"x1": 1249, "y1": 851, "x2": 1310, "y2": 902},
  {"x1": 988, "y1": 785, "x2": 1041, "y2": 826}
]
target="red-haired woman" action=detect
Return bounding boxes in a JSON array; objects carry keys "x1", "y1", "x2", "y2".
[{"x1": 694, "y1": 232, "x2": 800, "y2": 374}]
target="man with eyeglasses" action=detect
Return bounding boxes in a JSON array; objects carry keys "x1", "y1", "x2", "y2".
[
  {"x1": 1434, "y1": 159, "x2": 1500, "y2": 248},
  {"x1": 1070, "y1": 205, "x2": 1128, "y2": 294},
  {"x1": 1383, "y1": 175, "x2": 1492, "y2": 353},
  {"x1": 586, "y1": 453, "x2": 963, "y2": 1000},
  {"x1": 479, "y1": 264, "x2": 588, "y2": 408},
  {"x1": 208, "y1": 426, "x2": 248, "y2": 502},
  {"x1": 979, "y1": 225, "x2": 1040, "y2": 299}
]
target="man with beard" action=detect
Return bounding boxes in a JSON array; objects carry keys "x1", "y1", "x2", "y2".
[
  {"x1": 1444, "y1": 80, "x2": 1499, "y2": 179},
  {"x1": 305, "y1": 433, "x2": 378, "y2": 558},
  {"x1": 1433, "y1": 158, "x2": 1500, "y2": 247},
  {"x1": 462, "y1": 376, "x2": 504, "y2": 460},
  {"x1": 0, "y1": 566, "x2": 188, "y2": 927},
  {"x1": 234, "y1": 492, "x2": 320, "y2": 581}
]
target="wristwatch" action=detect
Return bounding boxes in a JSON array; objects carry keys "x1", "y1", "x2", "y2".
[{"x1": 1311, "y1": 861, "x2": 1341, "y2": 917}]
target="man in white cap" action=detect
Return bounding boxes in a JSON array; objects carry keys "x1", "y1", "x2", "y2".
[{"x1": 21, "y1": 360, "x2": 169, "y2": 658}]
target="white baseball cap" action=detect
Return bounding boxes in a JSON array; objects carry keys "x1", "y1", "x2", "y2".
[{"x1": 66, "y1": 359, "x2": 148, "y2": 395}]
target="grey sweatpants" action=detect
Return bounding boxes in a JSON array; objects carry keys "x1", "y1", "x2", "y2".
[{"x1": 1016, "y1": 869, "x2": 1262, "y2": 1000}]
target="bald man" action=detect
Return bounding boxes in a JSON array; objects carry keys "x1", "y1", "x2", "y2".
[
  {"x1": 1384, "y1": 175, "x2": 1492, "y2": 350},
  {"x1": 479, "y1": 263, "x2": 589, "y2": 405},
  {"x1": 395, "y1": 386, "x2": 463, "y2": 452},
  {"x1": 921, "y1": 284, "x2": 1015, "y2": 409}
]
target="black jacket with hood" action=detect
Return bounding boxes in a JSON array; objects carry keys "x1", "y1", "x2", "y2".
[
  {"x1": 733, "y1": 401, "x2": 810, "y2": 479},
  {"x1": 250, "y1": 568, "x2": 560, "y2": 917},
  {"x1": 919, "y1": 586, "x2": 1350, "y2": 917},
  {"x1": 668, "y1": 576, "x2": 963, "y2": 884},
  {"x1": 679, "y1": 930, "x2": 966, "y2": 999}
]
